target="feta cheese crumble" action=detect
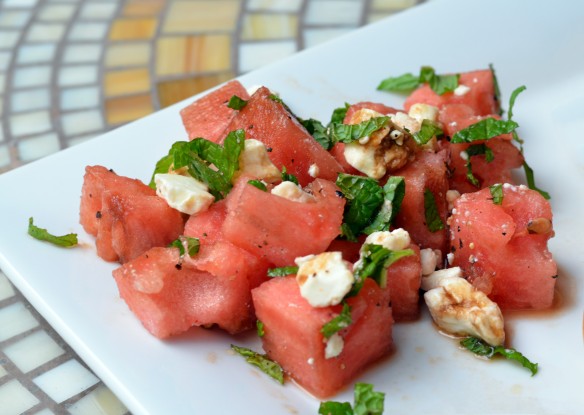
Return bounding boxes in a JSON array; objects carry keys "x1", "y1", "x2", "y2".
[
  {"x1": 271, "y1": 181, "x2": 315, "y2": 203},
  {"x1": 235, "y1": 138, "x2": 280, "y2": 182},
  {"x1": 154, "y1": 173, "x2": 214, "y2": 215}
]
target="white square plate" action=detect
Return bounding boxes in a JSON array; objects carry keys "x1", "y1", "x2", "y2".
[{"x1": 1, "y1": 0, "x2": 583, "y2": 413}]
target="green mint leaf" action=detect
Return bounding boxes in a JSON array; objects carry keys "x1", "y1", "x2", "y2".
[
  {"x1": 247, "y1": 179, "x2": 267, "y2": 191},
  {"x1": 227, "y1": 94, "x2": 247, "y2": 110},
  {"x1": 267, "y1": 266, "x2": 298, "y2": 277},
  {"x1": 336, "y1": 174, "x2": 385, "y2": 237},
  {"x1": 352, "y1": 244, "x2": 414, "y2": 294},
  {"x1": 268, "y1": 93, "x2": 283, "y2": 104},
  {"x1": 419, "y1": 66, "x2": 459, "y2": 95},
  {"x1": 319, "y1": 401, "x2": 354, "y2": 415},
  {"x1": 461, "y1": 337, "x2": 538, "y2": 376},
  {"x1": 340, "y1": 223, "x2": 358, "y2": 243},
  {"x1": 489, "y1": 64, "x2": 503, "y2": 115},
  {"x1": 321, "y1": 302, "x2": 352, "y2": 339},
  {"x1": 28, "y1": 217, "x2": 78, "y2": 247},
  {"x1": 464, "y1": 143, "x2": 494, "y2": 187},
  {"x1": 330, "y1": 117, "x2": 389, "y2": 144},
  {"x1": 168, "y1": 236, "x2": 200, "y2": 257},
  {"x1": 148, "y1": 153, "x2": 174, "y2": 189},
  {"x1": 300, "y1": 118, "x2": 332, "y2": 150},
  {"x1": 376, "y1": 73, "x2": 420, "y2": 93},
  {"x1": 413, "y1": 119, "x2": 443, "y2": 145},
  {"x1": 281, "y1": 166, "x2": 299, "y2": 185},
  {"x1": 489, "y1": 183, "x2": 504, "y2": 205},
  {"x1": 329, "y1": 103, "x2": 351, "y2": 125},
  {"x1": 523, "y1": 161, "x2": 551, "y2": 200},
  {"x1": 362, "y1": 176, "x2": 406, "y2": 234},
  {"x1": 256, "y1": 320, "x2": 265, "y2": 337},
  {"x1": 451, "y1": 118, "x2": 519, "y2": 144},
  {"x1": 424, "y1": 189, "x2": 444, "y2": 232},
  {"x1": 508, "y1": 85, "x2": 526, "y2": 122},
  {"x1": 353, "y1": 382, "x2": 385, "y2": 415},
  {"x1": 230, "y1": 345, "x2": 284, "y2": 384}
]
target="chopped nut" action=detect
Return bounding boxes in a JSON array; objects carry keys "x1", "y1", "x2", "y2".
[{"x1": 527, "y1": 217, "x2": 553, "y2": 235}]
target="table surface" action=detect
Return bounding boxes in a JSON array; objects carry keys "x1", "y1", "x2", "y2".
[{"x1": 0, "y1": 0, "x2": 424, "y2": 414}]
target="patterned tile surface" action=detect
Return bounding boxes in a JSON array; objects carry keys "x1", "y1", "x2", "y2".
[{"x1": 0, "y1": 0, "x2": 424, "y2": 413}]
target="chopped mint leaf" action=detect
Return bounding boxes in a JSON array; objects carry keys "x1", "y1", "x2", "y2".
[
  {"x1": 300, "y1": 118, "x2": 332, "y2": 150},
  {"x1": 377, "y1": 72, "x2": 420, "y2": 93},
  {"x1": 321, "y1": 302, "x2": 352, "y2": 339},
  {"x1": 267, "y1": 266, "x2": 298, "y2": 277},
  {"x1": 148, "y1": 153, "x2": 173, "y2": 189},
  {"x1": 340, "y1": 223, "x2": 358, "y2": 243},
  {"x1": 508, "y1": 85, "x2": 526, "y2": 124},
  {"x1": 362, "y1": 176, "x2": 406, "y2": 234},
  {"x1": 420, "y1": 66, "x2": 460, "y2": 95},
  {"x1": 352, "y1": 244, "x2": 414, "y2": 294},
  {"x1": 227, "y1": 95, "x2": 247, "y2": 110},
  {"x1": 464, "y1": 143, "x2": 494, "y2": 187},
  {"x1": 424, "y1": 189, "x2": 445, "y2": 232},
  {"x1": 281, "y1": 166, "x2": 299, "y2": 185},
  {"x1": 319, "y1": 383, "x2": 385, "y2": 415},
  {"x1": 489, "y1": 183, "x2": 504, "y2": 205},
  {"x1": 329, "y1": 103, "x2": 351, "y2": 125},
  {"x1": 256, "y1": 320, "x2": 265, "y2": 337},
  {"x1": 489, "y1": 64, "x2": 503, "y2": 115},
  {"x1": 461, "y1": 336, "x2": 538, "y2": 376},
  {"x1": 451, "y1": 118, "x2": 519, "y2": 144},
  {"x1": 168, "y1": 236, "x2": 200, "y2": 257},
  {"x1": 247, "y1": 179, "x2": 267, "y2": 191},
  {"x1": 330, "y1": 117, "x2": 389, "y2": 144},
  {"x1": 268, "y1": 93, "x2": 283, "y2": 104},
  {"x1": 413, "y1": 119, "x2": 443, "y2": 145},
  {"x1": 336, "y1": 174, "x2": 384, "y2": 238},
  {"x1": 523, "y1": 161, "x2": 551, "y2": 200},
  {"x1": 28, "y1": 217, "x2": 78, "y2": 247},
  {"x1": 230, "y1": 345, "x2": 284, "y2": 384}
]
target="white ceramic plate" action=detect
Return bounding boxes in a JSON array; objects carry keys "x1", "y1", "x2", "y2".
[{"x1": 1, "y1": 0, "x2": 583, "y2": 413}]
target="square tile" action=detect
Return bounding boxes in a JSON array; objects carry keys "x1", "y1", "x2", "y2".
[
  {"x1": 104, "y1": 68, "x2": 150, "y2": 97},
  {"x1": 157, "y1": 72, "x2": 234, "y2": 108},
  {"x1": 33, "y1": 409, "x2": 55, "y2": 415},
  {"x1": 3, "y1": 0, "x2": 39, "y2": 7},
  {"x1": 33, "y1": 359, "x2": 99, "y2": 403},
  {"x1": 38, "y1": 4, "x2": 76, "y2": 21},
  {"x1": 17, "y1": 133, "x2": 60, "y2": 162},
  {"x1": 0, "y1": 362, "x2": 7, "y2": 378},
  {"x1": 156, "y1": 35, "x2": 231, "y2": 76},
  {"x1": 62, "y1": 43, "x2": 102, "y2": 64},
  {"x1": 122, "y1": 0, "x2": 164, "y2": 17},
  {"x1": 58, "y1": 65, "x2": 98, "y2": 87},
  {"x1": 104, "y1": 42, "x2": 150, "y2": 67},
  {"x1": 372, "y1": 0, "x2": 418, "y2": 9},
  {"x1": 0, "y1": 144, "x2": 10, "y2": 169},
  {"x1": 0, "y1": 302, "x2": 39, "y2": 342},
  {"x1": 26, "y1": 22, "x2": 66, "y2": 42},
  {"x1": 16, "y1": 43, "x2": 56, "y2": 64},
  {"x1": 67, "y1": 384, "x2": 128, "y2": 415},
  {"x1": 68, "y1": 22, "x2": 108, "y2": 40},
  {"x1": 0, "y1": 51, "x2": 9, "y2": 71},
  {"x1": 109, "y1": 18, "x2": 157, "y2": 40},
  {"x1": 0, "y1": 72, "x2": 4, "y2": 94},
  {"x1": 61, "y1": 110, "x2": 104, "y2": 136},
  {"x1": 0, "y1": 271, "x2": 15, "y2": 301},
  {"x1": 10, "y1": 110, "x2": 52, "y2": 137},
  {"x1": 247, "y1": 0, "x2": 303, "y2": 12},
  {"x1": 303, "y1": 27, "x2": 352, "y2": 48},
  {"x1": 163, "y1": 1, "x2": 240, "y2": 33},
  {"x1": 0, "y1": 11, "x2": 31, "y2": 28},
  {"x1": 13, "y1": 65, "x2": 51, "y2": 88},
  {"x1": 241, "y1": 13, "x2": 298, "y2": 40},
  {"x1": 239, "y1": 40, "x2": 297, "y2": 73},
  {"x1": 304, "y1": 0, "x2": 362, "y2": 26},
  {"x1": 79, "y1": 2, "x2": 118, "y2": 19},
  {"x1": 0, "y1": 30, "x2": 20, "y2": 49},
  {"x1": 60, "y1": 86, "x2": 99, "y2": 111},
  {"x1": 105, "y1": 93, "x2": 153, "y2": 125},
  {"x1": 0, "y1": 380, "x2": 40, "y2": 415},
  {"x1": 2, "y1": 330, "x2": 65, "y2": 373},
  {"x1": 11, "y1": 88, "x2": 50, "y2": 112}
]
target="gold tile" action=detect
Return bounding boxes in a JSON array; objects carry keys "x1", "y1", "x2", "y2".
[
  {"x1": 105, "y1": 42, "x2": 151, "y2": 68},
  {"x1": 123, "y1": 0, "x2": 165, "y2": 17},
  {"x1": 157, "y1": 72, "x2": 234, "y2": 108},
  {"x1": 104, "y1": 68, "x2": 150, "y2": 97},
  {"x1": 156, "y1": 35, "x2": 231, "y2": 76},
  {"x1": 372, "y1": 0, "x2": 418, "y2": 10},
  {"x1": 163, "y1": 1, "x2": 240, "y2": 33},
  {"x1": 109, "y1": 18, "x2": 157, "y2": 40},
  {"x1": 240, "y1": 13, "x2": 298, "y2": 40},
  {"x1": 105, "y1": 94, "x2": 154, "y2": 125}
]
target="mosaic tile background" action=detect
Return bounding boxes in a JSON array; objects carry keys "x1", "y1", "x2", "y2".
[{"x1": 0, "y1": 0, "x2": 424, "y2": 413}]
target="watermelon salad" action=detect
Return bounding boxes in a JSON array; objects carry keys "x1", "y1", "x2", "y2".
[{"x1": 63, "y1": 66, "x2": 557, "y2": 407}]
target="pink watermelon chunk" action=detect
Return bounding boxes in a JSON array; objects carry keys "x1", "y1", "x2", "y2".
[
  {"x1": 223, "y1": 178, "x2": 345, "y2": 266},
  {"x1": 343, "y1": 101, "x2": 399, "y2": 123},
  {"x1": 183, "y1": 198, "x2": 227, "y2": 245},
  {"x1": 113, "y1": 242, "x2": 270, "y2": 338},
  {"x1": 392, "y1": 150, "x2": 450, "y2": 254},
  {"x1": 252, "y1": 276, "x2": 393, "y2": 398},
  {"x1": 404, "y1": 69, "x2": 499, "y2": 116},
  {"x1": 449, "y1": 185, "x2": 557, "y2": 309},
  {"x1": 180, "y1": 80, "x2": 250, "y2": 142},
  {"x1": 80, "y1": 166, "x2": 184, "y2": 263},
  {"x1": 386, "y1": 243, "x2": 422, "y2": 321},
  {"x1": 221, "y1": 87, "x2": 344, "y2": 186}
]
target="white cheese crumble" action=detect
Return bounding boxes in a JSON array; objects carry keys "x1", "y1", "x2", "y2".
[
  {"x1": 407, "y1": 103, "x2": 439, "y2": 123},
  {"x1": 324, "y1": 333, "x2": 344, "y2": 359},
  {"x1": 454, "y1": 84, "x2": 471, "y2": 96},
  {"x1": 294, "y1": 252, "x2": 354, "y2": 308},
  {"x1": 421, "y1": 266, "x2": 463, "y2": 291},
  {"x1": 343, "y1": 142, "x2": 384, "y2": 179},
  {"x1": 363, "y1": 228, "x2": 411, "y2": 251},
  {"x1": 424, "y1": 276, "x2": 505, "y2": 346},
  {"x1": 390, "y1": 111, "x2": 421, "y2": 134},
  {"x1": 271, "y1": 181, "x2": 315, "y2": 203},
  {"x1": 420, "y1": 248, "x2": 440, "y2": 275},
  {"x1": 236, "y1": 138, "x2": 280, "y2": 182},
  {"x1": 308, "y1": 163, "x2": 320, "y2": 178},
  {"x1": 446, "y1": 189, "x2": 461, "y2": 212},
  {"x1": 154, "y1": 173, "x2": 214, "y2": 215}
]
